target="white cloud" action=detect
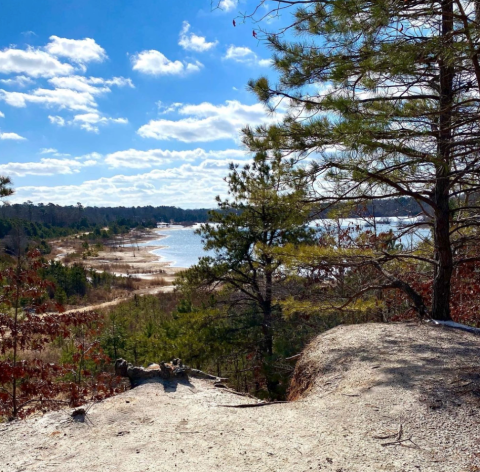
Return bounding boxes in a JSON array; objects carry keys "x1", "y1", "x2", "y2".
[
  {"x1": 0, "y1": 131, "x2": 26, "y2": 140},
  {"x1": 0, "y1": 37, "x2": 106, "y2": 84},
  {"x1": 225, "y1": 46, "x2": 252, "y2": 61},
  {"x1": 218, "y1": 0, "x2": 237, "y2": 11},
  {"x1": 157, "y1": 101, "x2": 183, "y2": 114},
  {"x1": 0, "y1": 47, "x2": 74, "y2": 78},
  {"x1": 179, "y1": 21, "x2": 218, "y2": 52},
  {"x1": 105, "y1": 147, "x2": 248, "y2": 168},
  {"x1": 185, "y1": 61, "x2": 203, "y2": 74},
  {"x1": 0, "y1": 75, "x2": 132, "y2": 114},
  {"x1": 12, "y1": 158, "x2": 248, "y2": 207},
  {"x1": 39, "y1": 147, "x2": 71, "y2": 157},
  {"x1": 45, "y1": 36, "x2": 107, "y2": 65},
  {"x1": 137, "y1": 99, "x2": 278, "y2": 142},
  {"x1": 0, "y1": 75, "x2": 35, "y2": 87},
  {"x1": 40, "y1": 147, "x2": 58, "y2": 154},
  {"x1": 185, "y1": 61, "x2": 203, "y2": 73},
  {"x1": 224, "y1": 45, "x2": 271, "y2": 67},
  {"x1": 48, "y1": 75, "x2": 133, "y2": 94},
  {"x1": 0, "y1": 155, "x2": 97, "y2": 177},
  {"x1": 78, "y1": 152, "x2": 102, "y2": 161},
  {"x1": 0, "y1": 111, "x2": 4, "y2": 118},
  {"x1": 131, "y1": 50, "x2": 203, "y2": 76},
  {"x1": 48, "y1": 115, "x2": 66, "y2": 126},
  {"x1": 96, "y1": 76, "x2": 134, "y2": 88},
  {"x1": 72, "y1": 113, "x2": 128, "y2": 133},
  {"x1": 0, "y1": 87, "x2": 98, "y2": 112},
  {"x1": 258, "y1": 58, "x2": 273, "y2": 67},
  {"x1": 48, "y1": 112, "x2": 127, "y2": 133},
  {"x1": 0, "y1": 159, "x2": 80, "y2": 176},
  {"x1": 48, "y1": 76, "x2": 109, "y2": 94}
]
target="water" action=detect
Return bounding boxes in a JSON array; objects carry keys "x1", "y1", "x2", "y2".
[
  {"x1": 140, "y1": 218, "x2": 431, "y2": 268},
  {"x1": 310, "y1": 216, "x2": 431, "y2": 250},
  {"x1": 140, "y1": 224, "x2": 213, "y2": 268}
]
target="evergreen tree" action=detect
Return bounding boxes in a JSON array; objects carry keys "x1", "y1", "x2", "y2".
[
  {"x1": 177, "y1": 153, "x2": 315, "y2": 390},
  {"x1": 244, "y1": 0, "x2": 480, "y2": 321},
  {"x1": 0, "y1": 176, "x2": 12, "y2": 199}
]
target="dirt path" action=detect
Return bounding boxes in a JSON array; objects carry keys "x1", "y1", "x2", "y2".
[
  {"x1": 1, "y1": 323, "x2": 479, "y2": 471},
  {"x1": 62, "y1": 284, "x2": 176, "y2": 314}
]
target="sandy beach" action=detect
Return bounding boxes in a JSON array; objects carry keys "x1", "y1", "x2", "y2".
[{"x1": 50, "y1": 229, "x2": 186, "y2": 302}]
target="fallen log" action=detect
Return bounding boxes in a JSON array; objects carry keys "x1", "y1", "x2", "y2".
[{"x1": 114, "y1": 358, "x2": 227, "y2": 387}]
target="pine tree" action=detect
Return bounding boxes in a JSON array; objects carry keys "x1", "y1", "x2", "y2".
[
  {"x1": 244, "y1": 0, "x2": 480, "y2": 321},
  {"x1": 177, "y1": 153, "x2": 315, "y2": 390},
  {"x1": 0, "y1": 176, "x2": 12, "y2": 199}
]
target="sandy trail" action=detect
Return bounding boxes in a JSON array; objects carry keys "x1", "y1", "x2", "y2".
[
  {"x1": 1, "y1": 323, "x2": 479, "y2": 472},
  {"x1": 62, "y1": 284, "x2": 177, "y2": 314}
]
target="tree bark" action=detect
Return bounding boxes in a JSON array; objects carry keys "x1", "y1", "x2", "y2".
[
  {"x1": 262, "y1": 269, "x2": 274, "y2": 356},
  {"x1": 431, "y1": 0, "x2": 454, "y2": 321}
]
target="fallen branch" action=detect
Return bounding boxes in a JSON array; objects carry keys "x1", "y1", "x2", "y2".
[
  {"x1": 218, "y1": 401, "x2": 290, "y2": 408},
  {"x1": 381, "y1": 437, "x2": 419, "y2": 449},
  {"x1": 372, "y1": 433, "x2": 398, "y2": 440}
]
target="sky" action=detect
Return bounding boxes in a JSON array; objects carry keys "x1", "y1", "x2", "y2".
[{"x1": 0, "y1": 0, "x2": 284, "y2": 208}]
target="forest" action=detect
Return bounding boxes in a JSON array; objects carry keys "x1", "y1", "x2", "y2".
[
  {"x1": 2, "y1": 0, "x2": 480, "y2": 418},
  {"x1": 0, "y1": 202, "x2": 211, "y2": 229}
]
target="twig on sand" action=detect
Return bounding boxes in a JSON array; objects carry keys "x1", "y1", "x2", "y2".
[
  {"x1": 380, "y1": 426, "x2": 420, "y2": 449},
  {"x1": 372, "y1": 423, "x2": 403, "y2": 441},
  {"x1": 396, "y1": 423, "x2": 403, "y2": 441},
  {"x1": 381, "y1": 437, "x2": 420, "y2": 448},
  {"x1": 218, "y1": 401, "x2": 290, "y2": 408},
  {"x1": 372, "y1": 432, "x2": 397, "y2": 440}
]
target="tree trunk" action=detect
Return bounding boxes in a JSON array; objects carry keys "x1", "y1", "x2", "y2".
[
  {"x1": 261, "y1": 311, "x2": 273, "y2": 356},
  {"x1": 432, "y1": 0, "x2": 454, "y2": 321},
  {"x1": 432, "y1": 199, "x2": 453, "y2": 320},
  {"x1": 262, "y1": 270, "x2": 274, "y2": 356}
]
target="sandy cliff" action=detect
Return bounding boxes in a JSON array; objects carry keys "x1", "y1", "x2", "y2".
[{"x1": 1, "y1": 323, "x2": 479, "y2": 472}]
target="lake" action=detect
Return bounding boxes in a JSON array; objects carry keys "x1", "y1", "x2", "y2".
[
  {"x1": 140, "y1": 224, "x2": 212, "y2": 268},
  {"x1": 142, "y1": 218, "x2": 431, "y2": 268}
]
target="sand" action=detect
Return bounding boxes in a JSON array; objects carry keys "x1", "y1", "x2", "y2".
[
  {"x1": 1, "y1": 322, "x2": 479, "y2": 472},
  {"x1": 52, "y1": 229, "x2": 185, "y2": 285}
]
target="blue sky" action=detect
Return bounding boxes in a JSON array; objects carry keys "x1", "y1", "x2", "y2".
[{"x1": 0, "y1": 0, "x2": 284, "y2": 208}]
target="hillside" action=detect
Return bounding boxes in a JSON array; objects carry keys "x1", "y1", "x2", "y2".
[{"x1": 1, "y1": 323, "x2": 479, "y2": 472}]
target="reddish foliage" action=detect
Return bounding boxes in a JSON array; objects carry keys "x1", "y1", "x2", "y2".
[
  {"x1": 0, "y1": 250, "x2": 122, "y2": 420},
  {"x1": 310, "y1": 221, "x2": 480, "y2": 326},
  {"x1": 388, "y1": 261, "x2": 480, "y2": 326}
]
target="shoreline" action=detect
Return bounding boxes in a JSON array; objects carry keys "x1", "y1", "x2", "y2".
[{"x1": 52, "y1": 228, "x2": 186, "y2": 281}]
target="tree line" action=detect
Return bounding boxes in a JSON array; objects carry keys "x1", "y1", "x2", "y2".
[{"x1": 0, "y1": 202, "x2": 212, "y2": 227}]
